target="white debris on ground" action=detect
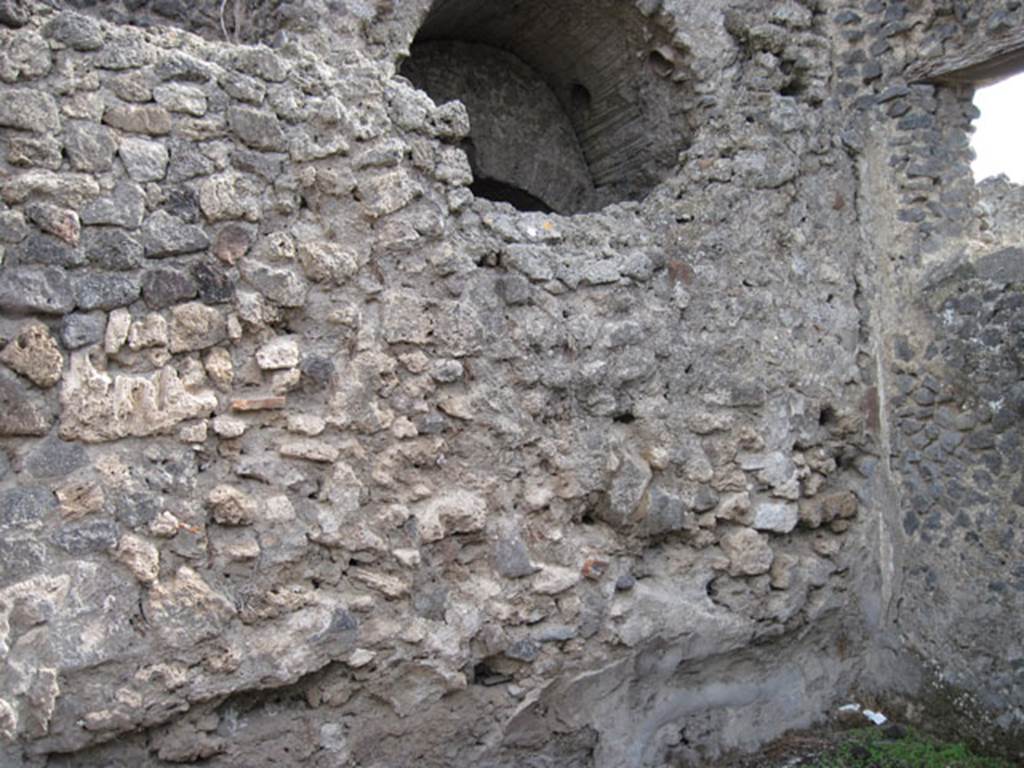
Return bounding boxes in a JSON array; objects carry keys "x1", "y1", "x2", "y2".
[
  {"x1": 836, "y1": 703, "x2": 888, "y2": 726},
  {"x1": 863, "y1": 710, "x2": 888, "y2": 726}
]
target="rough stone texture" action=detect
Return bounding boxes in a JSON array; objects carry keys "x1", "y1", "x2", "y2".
[
  {"x1": 79, "y1": 181, "x2": 145, "y2": 228},
  {"x1": 59, "y1": 351, "x2": 218, "y2": 442},
  {"x1": 8, "y1": 232, "x2": 85, "y2": 268},
  {"x1": 102, "y1": 104, "x2": 171, "y2": 135},
  {"x1": 25, "y1": 203, "x2": 79, "y2": 246},
  {"x1": 0, "y1": 321, "x2": 63, "y2": 387},
  {"x1": 168, "y1": 301, "x2": 226, "y2": 352},
  {"x1": 0, "y1": 1, "x2": 1019, "y2": 767},
  {"x1": 64, "y1": 122, "x2": 117, "y2": 173},
  {"x1": 720, "y1": 527, "x2": 775, "y2": 576},
  {"x1": 71, "y1": 272, "x2": 141, "y2": 311},
  {"x1": 226, "y1": 105, "x2": 286, "y2": 151},
  {"x1": 0, "y1": 266, "x2": 74, "y2": 315},
  {"x1": 60, "y1": 311, "x2": 106, "y2": 349},
  {"x1": 118, "y1": 136, "x2": 169, "y2": 182},
  {"x1": 141, "y1": 266, "x2": 198, "y2": 309},
  {"x1": 0, "y1": 89, "x2": 59, "y2": 132},
  {"x1": 81, "y1": 228, "x2": 143, "y2": 271},
  {"x1": 141, "y1": 210, "x2": 210, "y2": 257},
  {"x1": 0, "y1": 366, "x2": 53, "y2": 435}
]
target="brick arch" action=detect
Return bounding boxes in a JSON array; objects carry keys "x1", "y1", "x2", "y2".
[{"x1": 400, "y1": 0, "x2": 694, "y2": 213}]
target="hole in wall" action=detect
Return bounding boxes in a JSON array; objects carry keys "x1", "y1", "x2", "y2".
[
  {"x1": 819, "y1": 405, "x2": 837, "y2": 428},
  {"x1": 399, "y1": 0, "x2": 695, "y2": 215},
  {"x1": 971, "y1": 71, "x2": 1024, "y2": 184},
  {"x1": 469, "y1": 177, "x2": 554, "y2": 213},
  {"x1": 472, "y1": 659, "x2": 513, "y2": 686},
  {"x1": 647, "y1": 48, "x2": 675, "y2": 78}
]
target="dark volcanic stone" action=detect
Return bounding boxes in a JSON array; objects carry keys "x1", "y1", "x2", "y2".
[
  {"x1": 23, "y1": 436, "x2": 89, "y2": 479},
  {"x1": 496, "y1": 274, "x2": 532, "y2": 305},
  {"x1": 412, "y1": 586, "x2": 448, "y2": 621},
  {"x1": 72, "y1": 272, "x2": 142, "y2": 310},
  {"x1": 113, "y1": 490, "x2": 163, "y2": 529},
  {"x1": 167, "y1": 140, "x2": 216, "y2": 183},
  {"x1": 43, "y1": 11, "x2": 105, "y2": 50},
  {"x1": 82, "y1": 228, "x2": 144, "y2": 271},
  {"x1": 0, "y1": 537, "x2": 47, "y2": 586},
  {"x1": 643, "y1": 486, "x2": 687, "y2": 536},
  {"x1": 142, "y1": 210, "x2": 210, "y2": 257},
  {"x1": 81, "y1": 182, "x2": 146, "y2": 229},
  {"x1": 64, "y1": 121, "x2": 118, "y2": 173},
  {"x1": 0, "y1": 0, "x2": 30, "y2": 28},
  {"x1": 493, "y1": 534, "x2": 537, "y2": 578},
  {"x1": 193, "y1": 261, "x2": 234, "y2": 303},
  {"x1": 0, "y1": 211, "x2": 28, "y2": 245},
  {"x1": 9, "y1": 233, "x2": 85, "y2": 268},
  {"x1": 238, "y1": 259, "x2": 307, "y2": 307},
  {"x1": 329, "y1": 607, "x2": 358, "y2": 633},
  {"x1": 974, "y1": 247, "x2": 1024, "y2": 284},
  {"x1": 615, "y1": 574, "x2": 637, "y2": 591},
  {"x1": 0, "y1": 486, "x2": 57, "y2": 529},
  {"x1": 230, "y1": 149, "x2": 283, "y2": 181},
  {"x1": 505, "y1": 639, "x2": 540, "y2": 662},
  {"x1": 227, "y1": 106, "x2": 286, "y2": 152},
  {"x1": 164, "y1": 186, "x2": 201, "y2": 223},
  {"x1": 141, "y1": 266, "x2": 199, "y2": 309},
  {"x1": 61, "y1": 311, "x2": 107, "y2": 349},
  {"x1": 52, "y1": 518, "x2": 119, "y2": 554},
  {"x1": 0, "y1": 264, "x2": 74, "y2": 313},
  {"x1": 301, "y1": 355, "x2": 335, "y2": 389},
  {"x1": 0, "y1": 368, "x2": 55, "y2": 436}
]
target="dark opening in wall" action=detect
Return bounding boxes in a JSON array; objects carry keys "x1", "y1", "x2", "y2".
[
  {"x1": 470, "y1": 177, "x2": 554, "y2": 214},
  {"x1": 400, "y1": 0, "x2": 694, "y2": 215}
]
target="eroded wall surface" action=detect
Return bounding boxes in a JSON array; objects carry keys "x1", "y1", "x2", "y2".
[{"x1": 0, "y1": 0, "x2": 1019, "y2": 766}]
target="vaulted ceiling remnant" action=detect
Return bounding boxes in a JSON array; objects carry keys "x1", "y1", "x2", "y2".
[{"x1": 400, "y1": 0, "x2": 695, "y2": 214}]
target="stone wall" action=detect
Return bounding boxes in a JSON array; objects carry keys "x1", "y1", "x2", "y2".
[
  {"x1": 0, "y1": 0, "x2": 1020, "y2": 766},
  {"x1": 885, "y1": 249, "x2": 1024, "y2": 752},
  {"x1": 831, "y1": 0, "x2": 1024, "y2": 759},
  {"x1": 978, "y1": 175, "x2": 1024, "y2": 248}
]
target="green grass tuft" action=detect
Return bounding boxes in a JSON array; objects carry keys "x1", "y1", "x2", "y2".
[{"x1": 811, "y1": 727, "x2": 1014, "y2": 768}]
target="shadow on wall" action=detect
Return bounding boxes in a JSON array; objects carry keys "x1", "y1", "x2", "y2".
[{"x1": 399, "y1": 0, "x2": 695, "y2": 215}]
